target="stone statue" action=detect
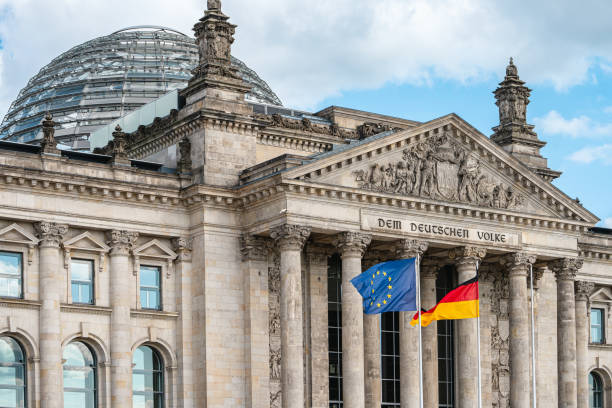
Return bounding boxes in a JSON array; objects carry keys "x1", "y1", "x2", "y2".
[{"x1": 207, "y1": 0, "x2": 221, "y2": 10}]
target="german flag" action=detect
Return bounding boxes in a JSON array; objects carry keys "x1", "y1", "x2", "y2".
[{"x1": 410, "y1": 276, "x2": 479, "y2": 327}]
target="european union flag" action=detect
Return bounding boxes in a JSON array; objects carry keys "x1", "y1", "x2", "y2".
[{"x1": 350, "y1": 258, "x2": 417, "y2": 314}]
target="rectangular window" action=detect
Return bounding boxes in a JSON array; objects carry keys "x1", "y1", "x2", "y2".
[
  {"x1": 0, "y1": 251, "x2": 23, "y2": 298},
  {"x1": 381, "y1": 311, "x2": 400, "y2": 407},
  {"x1": 140, "y1": 266, "x2": 161, "y2": 310},
  {"x1": 71, "y1": 259, "x2": 94, "y2": 304},
  {"x1": 591, "y1": 308, "x2": 604, "y2": 344}
]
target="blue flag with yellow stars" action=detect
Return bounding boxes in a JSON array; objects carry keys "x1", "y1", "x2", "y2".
[{"x1": 350, "y1": 258, "x2": 417, "y2": 314}]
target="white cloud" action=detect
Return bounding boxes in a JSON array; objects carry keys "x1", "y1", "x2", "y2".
[
  {"x1": 568, "y1": 144, "x2": 612, "y2": 165},
  {"x1": 534, "y1": 111, "x2": 612, "y2": 138},
  {"x1": 604, "y1": 218, "x2": 612, "y2": 228},
  {"x1": 0, "y1": 0, "x2": 612, "y2": 113}
]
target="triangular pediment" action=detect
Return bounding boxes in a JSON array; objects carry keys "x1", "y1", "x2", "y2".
[
  {"x1": 63, "y1": 232, "x2": 110, "y2": 252},
  {"x1": 591, "y1": 288, "x2": 612, "y2": 303},
  {"x1": 133, "y1": 239, "x2": 177, "y2": 260},
  {"x1": 284, "y1": 114, "x2": 598, "y2": 223},
  {"x1": 0, "y1": 223, "x2": 39, "y2": 245}
]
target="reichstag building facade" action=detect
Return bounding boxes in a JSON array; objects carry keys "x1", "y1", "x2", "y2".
[{"x1": 0, "y1": 1, "x2": 611, "y2": 407}]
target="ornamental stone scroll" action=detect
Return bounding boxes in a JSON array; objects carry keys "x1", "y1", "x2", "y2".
[
  {"x1": 499, "y1": 252, "x2": 537, "y2": 278},
  {"x1": 334, "y1": 232, "x2": 372, "y2": 258},
  {"x1": 575, "y1": 281, "x2": 595, "y2": 301},
  {"x1": 551, "y1": 258, "x2": 584, "y2": 281},
  {"x1": 34, "y1": 222, "x2": 69, "y2": 248},
  {"x1": 240, "y1": 234, "x2": 270, "y2": 262},
  {"x1": 395, "y1": 239, "x2": 429, "y2": 259},
  {"x1": 448, "y1": 246, "x2": 487, "y2": 267}
]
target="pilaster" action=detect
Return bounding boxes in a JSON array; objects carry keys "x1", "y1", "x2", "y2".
[
  {"x1": 241, "y1": 234, "x2": 272, "y2": 408},
  {"x1": 106, "y1": 230, "x2": 138, "y2": 407},
  {"x1": 395, "y1": 239, "x2": 428, "y2": 408},
  {"x1": 35, "y1": 221, "x2": 68, "y2": 408},
  {"x1": 575, "y1": 280, "x2": 594, "y2": 408},
  {"x1": 270, "y1": 224, "x2": 311, "y2": 408}
]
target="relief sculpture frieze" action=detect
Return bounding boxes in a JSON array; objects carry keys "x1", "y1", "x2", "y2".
[{"x1": 353, "y1": 129, "x2": 524, "y2": 209}]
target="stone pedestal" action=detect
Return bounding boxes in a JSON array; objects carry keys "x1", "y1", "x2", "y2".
[
  {"x1": 174, "y1": 238, "x2": 195, "y2": 408},
  {"x1": 420, "y1": 264, "x2": 439, "y2": 408},
  {"x1": 271, "y1": 224, "x2": 311, "y2": 408},
  {"x1": 449, "y1": 246, "x2": 486, "y2": 408},
  {"x1": 335, "y1": 232, "x2": 371, "y2": 408},
  {"x1": 552, "y1": 258, "x2": 583, "y2": 408},
  {"x1": 501, "y1": 253, "x2": 536, "y2": 408},
  {"x1": 107, "y1": 230, "x2": 138, "y2": 407},
  {"x1": 395, "y1": 239, "x2": 428, "y2": 408},
  {"x1": 35, "y1": 222, "x2": 68, "y2": 408},
  {"x1": 575, "y1": 281, "x2": 594, "y2": 408}
]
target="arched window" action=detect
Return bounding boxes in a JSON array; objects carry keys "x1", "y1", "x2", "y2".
[
  {"x1": 133, "y1": 345, "x2": 164, "y2": 408},
  {"x1": 0, "y1": 336, "x2": 26, "y2": 408},
  {"x1": 63, "y1": 341, "x2": 97, "y2": 408},
  {"x1": 589, "y1": 371, "x2": 604, "y2": 408}
]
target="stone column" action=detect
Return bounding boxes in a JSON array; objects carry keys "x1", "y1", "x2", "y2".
[
  {"x1": 173, "y1": 238, "x2": 194, "y2": 408},
  {"x1": 35, "y1": 222, "x2": 68, "y2": 408},
  {"x1": 535, "y1": 265, "x2": 558, "y2": 407},
  {"x1": 500, "y1": 252, "x2": 536, "y2": 408},
  {"x1": 270, "y1": 224, "x2": 311, "y2": 408},
  {"x1": 575, "y1": 280, "x2": 594, "y2": 408},
  {"x1": 552, "y1": 258, "x2": 583, "y2": 408},
  {"x1": 362, "y1": 252, "x2": 385, "y2": 408},
  {"x1": 449, "y1": 246, "x2": 486, "y2": 408},
  {"x1": 420, "y1": 263, "x2": 439, "y2": 408},
  {"x1": 396, "y1": 239, "x2": 428, "y2": 408},
  {"x1": 241, "y1": 235, "x2": 271, "y2": 408},
  {"x1": 335, "y1": 232, "x2": 372, "y2": 408},
  {"x1": 306, "y1": 245, "x2": 330, "y2": 408},
  {"x1": 107, "y1": 230, "x2": 138, "y2": 407}
]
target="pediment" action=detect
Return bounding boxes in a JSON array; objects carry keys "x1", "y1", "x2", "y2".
[
  {"x1": 133, "y1": 239, "x2": 177, "y2": 260},
  {"x1": 0, "y1": 223, "x2": 39, "y2": 245},
  {"x1": 591, "y1": 288, "x2": 612, "y2": 303},
  {"x1": 63, "y1": 232, "x2": 110, "y2": 252},
  {"x1": 284, "y1": 114, "x2": 597, "y2": 222}
]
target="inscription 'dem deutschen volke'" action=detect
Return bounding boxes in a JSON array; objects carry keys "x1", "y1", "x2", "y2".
[{"x1": 361, "y1": 212, "x2": 521, "y2": 248}]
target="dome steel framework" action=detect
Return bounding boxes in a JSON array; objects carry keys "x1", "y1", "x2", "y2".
[{"x1": 1, "y1": 26, "x2": 282, "y2": 145}]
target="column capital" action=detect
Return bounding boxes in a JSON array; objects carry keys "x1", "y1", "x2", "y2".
[
  {"x1": 448, "y1": 246, "x2": 486, "y2": 267},
  {"x1": 551, "y1": 257, "x2": 583, "y2": 281},
  {"x1": 172, "y1": 237, "x2": 193, "y2": 262},
  {"x1": 575, "y1": 281, "x2": 594, "y2": 301},
  {"x1": 335, "y1": 231, "x2": 372, "y2": 258},
  {"x1": 106, "y1": 230, "x2": 138, "y2": 255},
  {"x1": 34, "y1": 222, "x2": 68, "y2": 248},
  {"x1": 240, "y1": 234, "x2": 270, "y2": 262},
  {"x1": 500, "y1": 252, "x2": 536, "y2": 277},
  {"x1": 395, "y1": 239, "x2": 428, "y2": 259},
  {"x1": 270, "y1": 224, "x2": 311, "y2": 251}
]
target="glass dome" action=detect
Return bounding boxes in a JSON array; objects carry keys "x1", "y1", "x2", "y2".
[{"x1": 0, "y1": 26, "x2": 282, "y2": 145}]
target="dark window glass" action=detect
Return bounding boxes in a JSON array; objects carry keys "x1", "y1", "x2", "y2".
[
  {"x1": 0, "y1": 252, "x2": 23, "y2": 299},
  {"x1": 140, "y1": 266, "x2": 161, "y2": 310},
  {"x1": 328, "y1": 254, "x2": 343, "y2": 408},
  {"x1": 437, "y1": 266, "x2": 455, "y2": 408},
  {"x1": 591, "y1": 309, "x2": 604, "y2": 344},
  {"x1": 589, "y1": 372, "x2": 603, "y2": 408},
  {"x1": 71, "y1": 259, "x2": 94, "y2": 304},
  {"x1": 0, "y1": 336, "x2": 26, "y2": 408},
  {"x1": 133, "y1": 346, "x2": 164, "y2": 408},
  {"x1": 381, "y1": 311, "x2": 400, "y2": 407},
  {"x1": 63, "y1": 341, "x2": 96, "y2": 408}
]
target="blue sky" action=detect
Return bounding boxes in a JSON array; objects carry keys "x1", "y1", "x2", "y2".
[{"x1": 0, "y1": 0, "x2": 610, "y2": 226}]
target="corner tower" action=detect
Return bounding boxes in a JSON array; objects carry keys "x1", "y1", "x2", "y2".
[
  {"x1": 180, "y1": 0, "x2": 257, "y2": 186},
  {"x1": 491, "y1": 58, "x2": 561, "y2": 181}
]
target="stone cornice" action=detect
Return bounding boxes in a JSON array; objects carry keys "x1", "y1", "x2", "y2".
[
  {"x1": 0, "y1": 298, "x2": 41, "y2": 310},
  {"x1": 60, "y1": 304, "x2": 113, "y2": 316},
  {"x1": 578, "y1": 244, "x2": 612, "y2": 263},
  {"x1": 130, "y1": 309, "x2": 179, "y2": 320}
]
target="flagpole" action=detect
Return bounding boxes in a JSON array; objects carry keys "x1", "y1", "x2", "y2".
[
  {"x1": 416, "y1": 253, "x2": 424, "y2": 408},
  {"x1": 476, "y1": 260, "x2": 482, "y2": 408},
  {"x1": 530, "y1": 263, "x2": 537, "y2": 408}
]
